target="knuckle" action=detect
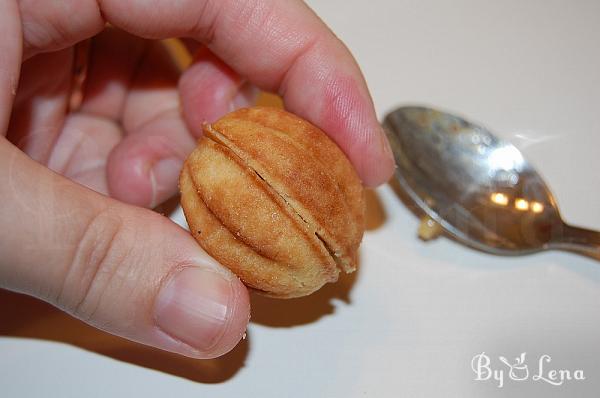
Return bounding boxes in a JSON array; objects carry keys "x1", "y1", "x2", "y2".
[{"x1": 56, "y1": 206, "x2": 131, "y2": 323}]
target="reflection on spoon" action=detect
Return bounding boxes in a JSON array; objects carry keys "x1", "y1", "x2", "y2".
[{"x1": 383, "y1": 106, "x2": 600, "y2": 259}]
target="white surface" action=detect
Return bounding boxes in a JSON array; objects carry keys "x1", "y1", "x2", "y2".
[{"x1": 2, "y1": 1, "x2": 600, "y2": 397}]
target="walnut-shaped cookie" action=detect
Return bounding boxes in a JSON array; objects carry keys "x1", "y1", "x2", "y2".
[{"x1": 179, "y1": 107, "x2": 364, "y2": 298}]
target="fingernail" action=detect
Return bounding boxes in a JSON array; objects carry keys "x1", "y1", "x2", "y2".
[
  {"x1": 149, "y1": 157, "x2": 183, "y2": 207},
  {"x1": 379, "y1": 127, "x2": 395, "y2": 163},
  {"x1": 154, "y1": 267, "x2": 233, "y2": 352},
  {"x1": 230, "y1": 83, "x2": 260, "y2": 111}
]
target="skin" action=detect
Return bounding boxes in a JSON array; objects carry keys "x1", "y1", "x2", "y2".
[{"x1": 0, "y1": 0, "x2": 395, "y2": 359}]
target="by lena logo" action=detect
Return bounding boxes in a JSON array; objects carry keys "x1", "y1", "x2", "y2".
[{"x1": 471, "y1": 352, "x2": 585, "y2": 388}]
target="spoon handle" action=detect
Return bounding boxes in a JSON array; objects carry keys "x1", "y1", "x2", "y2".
[{"x1": 552, "y1": 224, "x2": 600, "y2": 260}]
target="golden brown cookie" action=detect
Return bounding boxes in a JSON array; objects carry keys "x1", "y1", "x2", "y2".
[{"x1": 179, "y1": 107, "x2": 364, "y2": 298}]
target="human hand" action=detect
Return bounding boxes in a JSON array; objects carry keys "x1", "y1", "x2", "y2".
[{"x1": 0, "y1": 0, "x2": 395, "y2": 358}]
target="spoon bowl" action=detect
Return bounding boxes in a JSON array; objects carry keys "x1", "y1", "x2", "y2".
[{"x1": 383, "y1": 106, "x2": 600, "y2": 259}]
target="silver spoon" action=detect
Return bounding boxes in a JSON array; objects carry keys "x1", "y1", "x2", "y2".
[{"x1": 383, "y1": 106, "x2": 600, "y2": 259}]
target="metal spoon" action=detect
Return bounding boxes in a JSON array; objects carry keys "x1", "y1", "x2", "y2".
[{"x1": 383, "y1": 106, "x2": 600, "y2": 259}]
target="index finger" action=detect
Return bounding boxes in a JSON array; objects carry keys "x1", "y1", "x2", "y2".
[{"x1": 20, "y1": 0, "x2": 395, "y2": 186}]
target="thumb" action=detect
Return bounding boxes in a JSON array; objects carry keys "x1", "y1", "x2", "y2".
[{"x1": 0, "y1": 139, "x2": 250, "y2": 359}]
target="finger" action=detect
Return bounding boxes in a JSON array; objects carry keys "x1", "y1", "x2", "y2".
[
  {"x1": 9, "y1": 46, "x2": 124, "y2": 196},
  {"x1": 0, "y1": 139, "x2": 250, "y2": 358},
  {"x1": 121, "y1": 40, "x2": 181, "y2": 134},
  {"x1": 107, "y1": 109, "x2": 193, "y2": 207},
  {"x1": 18, "y1": 0, "x2": 104, "y2": 60},
  {"x1": 106, "y1": 40, "x2": 189, "y2": 208},
  {"x1": 19, "y1": 0, "x2": 394, "y2": 187},
  {"x1": 8, "y1": 49, "x2": 72, "y2": 164},
  {"x1": 46, "y1": 113, "x2": 122, "y2": 195},
  {"x1": 105, "y1": 0, "x2": 395, "y2": 186},
  {"x1": 0, "y1": 0, "x2": 21, "y2": 134},
  {"x1": 107, "y1": 46, "x2": 256, "y2": 208},
  {"x1": 79, "y1": 28, "x2": 147, "y2": 120},
  {"x1": 179, "y1": 47, "x2": 259, "y2": 135}
]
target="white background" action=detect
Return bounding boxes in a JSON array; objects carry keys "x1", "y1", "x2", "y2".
[{"x1": 2, "y1": 0, "x2": 600, "y2": 397}]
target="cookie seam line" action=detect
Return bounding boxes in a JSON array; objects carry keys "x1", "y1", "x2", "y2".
[
  {"x1": 204, "y1": 125, "x2": 343, "y2": 276},
  {"x1": 183, "y1": 162, "x2": 311, "y2": 292}
]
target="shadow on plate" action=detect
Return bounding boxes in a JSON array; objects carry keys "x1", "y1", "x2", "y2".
[
  {"x1": 250, "y1": 266, "x2": 359, "y2": 327},
  {"x1": 249, "y1": 189, "x2": 387, "y2": 327},
  {"x1": 364, "y1": 188, "x2": 387, "y2": 230},
  {"x1": 0, "y1": 289, "x2": 248, "y2": 384}
]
